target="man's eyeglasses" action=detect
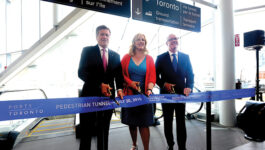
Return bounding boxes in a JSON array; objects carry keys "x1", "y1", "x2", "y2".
[{"x1": 167, "y1": 37, "x2": 178, "y2": 42}]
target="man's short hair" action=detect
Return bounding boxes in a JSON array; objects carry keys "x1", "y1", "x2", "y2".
[{"x1": 96, "y1": 25, "x2": 111, "y2": 37}]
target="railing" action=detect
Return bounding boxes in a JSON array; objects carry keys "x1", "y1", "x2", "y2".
[
  {"x1": 0, "y1": 88, "x2": 48, "y2": 99},
  {"x1": 153, "y1": 86, "x2": 205, "y2": 122},
  {"x1": 0, "y1": 88, "x2": 48, "y2": 150}
]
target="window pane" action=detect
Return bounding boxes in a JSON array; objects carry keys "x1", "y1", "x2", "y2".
[
  {"x1": 40, "y1": 1, "x2": 53, "y2": 37},
  {"x1": 10, "y1": 52, "x2": 23, "y2": 64},
  {"x1": 234, "y1": 9, "x2": 265, "y2": 87},
  {"x1": 22, "y1": 0, "x2": 40, "y2": 49},
  {"x1": 6, "y1": 0, "x2": 21, "y2": 52},
  {"x1": 0, "y1": 0, "x2": 6, "y2": 54},
  {"x1": 0, "y1": 55, "x2": 6, "y2": 73},
  {"x1": 57, "y1": 4, "x2": 75, "y2": 23},
  {"x1": 234, "y1": 0, "x2": 265, "y2": 10},
  {"x1": 182, "y1": 24, "x2": 215, "y2": 90}
]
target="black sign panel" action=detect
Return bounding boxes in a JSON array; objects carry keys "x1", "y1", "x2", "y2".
[
  {"x1": 42, "y1": 0, "x2": 131, "y2": 18},
  {"x1": 132, "y1": 0, "x2": 201, "y2": 32}
]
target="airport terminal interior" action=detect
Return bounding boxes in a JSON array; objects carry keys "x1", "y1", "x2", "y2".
[{"x1": 0, "y1": 0, "x2": 265, "y2": 150}]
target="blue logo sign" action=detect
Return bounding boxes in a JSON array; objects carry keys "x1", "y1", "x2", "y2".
[
  {"x1": 0, "y1": 88, "x2": 255, "y2": 121},
  {"x1": 132, "y1": 0, "x2": 201, "y2": 32},
  {"x1": 42, "y1": 0, "x2": 131, "y2": 18}
]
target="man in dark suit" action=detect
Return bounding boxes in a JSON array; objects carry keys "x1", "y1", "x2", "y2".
[
  {"x1": 78, "y1": 25, "x2": 123, "y2": 150},
  {"x1": 155, "y1": 34, "x2": 194, "y2": 150}
]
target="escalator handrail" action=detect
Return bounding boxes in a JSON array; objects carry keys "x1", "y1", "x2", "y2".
[{"x1": 0, "y1": 88, "x2": 48, "y2": 99}]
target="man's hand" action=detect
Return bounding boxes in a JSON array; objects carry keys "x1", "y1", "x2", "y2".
[
  {"x1": 184, "y1": 88, "x2": 191, "y2": 96},
  {"x1": 101, "y1": 83, "x2": 112, "y2": 97},
  {"x1": 164, "y1": 82, "x2": 175, "y2": 93},
  {"x1": 117, "y1": 89, "x2": 124, "y2": 99},
  {"x1": 129, "y1": 81, "x2": 141, "y2": 92}
]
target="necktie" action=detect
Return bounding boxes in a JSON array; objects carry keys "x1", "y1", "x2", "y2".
[
  {"x1": 102, "y1": 48, "x2": 107, "y2": 72},
  {"x1": 172, "y1": 53, "x2": 177, "y2": 72}
]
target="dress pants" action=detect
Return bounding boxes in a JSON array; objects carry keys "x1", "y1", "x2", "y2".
[
  {"x1": 162, "y1": 103, "x2": 186, "y2": 150},
  {"x1": 79, "y1": 109, "x2": 113, "y2": 150}
]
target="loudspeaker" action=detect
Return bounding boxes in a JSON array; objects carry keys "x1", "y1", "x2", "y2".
[
  {"x1": 237, "y1": 101, "x2": 265, "y2": 141},
  {"x1": 244, "y1": 30, "x2": 265, "y2": 49}
]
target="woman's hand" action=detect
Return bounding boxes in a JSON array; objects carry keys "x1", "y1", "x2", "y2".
[
  {"x1": 129, "y1": 81, "x2": 141, "y2": 92},
  {"x1": 146, "y1": 82, "x2": 154, "y2": 96}
]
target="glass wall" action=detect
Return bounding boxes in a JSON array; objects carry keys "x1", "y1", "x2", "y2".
[
  {"x1": 1, "y1": 1, "x2": 216, "y2": 98},
  {"x1": 2, "y1": 0, "x2": 265, "y2": 100},
  {"x1": 40, "y1": 1, "x2": 53, "y2": 37},
  {"x1": 6, "y1": 0, "x2": 22, "y2": 53},
  {"x1": 21, "y1": 0, "x2": 40, "y2": 50},
  {"x1": 0, "y1": 0, "x2": 74, "y2": 74},
  {"x1": 234, "y1": 1, "x2": 265, "y2": 87}
]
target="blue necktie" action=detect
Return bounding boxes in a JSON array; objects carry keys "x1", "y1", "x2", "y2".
[{"x1": 172, "y1": 53, "x2": 177, "y2": 72}]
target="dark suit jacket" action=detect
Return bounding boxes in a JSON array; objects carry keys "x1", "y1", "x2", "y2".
[
  {"x1": 156, "y1": 51, "x2": 194, "y2": 94},
  {"x1": 78, "y1": 45, "x2": 123, "y2": 98}
]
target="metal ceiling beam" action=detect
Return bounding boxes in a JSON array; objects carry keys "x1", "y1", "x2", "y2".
[
  {"x1": 235, "y1": 4, "x2": 265, "y2": 13},
  {"x1": 190, "y1": 0, "x2": 217, "y2": 9}
]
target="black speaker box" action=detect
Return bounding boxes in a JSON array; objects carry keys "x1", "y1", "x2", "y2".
[
  {"x1": 244, "y1": 30, "x2": 265, "y2": 49},
  {"x1": 237, "y1": 102, "x2": 265, "y2": 141}
]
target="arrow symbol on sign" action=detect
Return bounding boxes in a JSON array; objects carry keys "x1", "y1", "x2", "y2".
[{"x1": 135, "y1": 8, "x2": 141, "y2": 15}]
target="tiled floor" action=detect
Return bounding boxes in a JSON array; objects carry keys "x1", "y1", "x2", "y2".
[
  {"x1": 231, "y1": 142, "x2": 265, "y2": 150},
  {"x1": 13, "y1": 118, "x2": 265, "y2": 150}
]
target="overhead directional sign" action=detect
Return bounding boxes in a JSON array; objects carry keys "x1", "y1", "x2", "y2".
[
  {"x1": 42, "y1": 0, "x2": 131, "y2": 18},
  {"x1": 132, "y1": 0, "x2": 201, "y2": 32}
]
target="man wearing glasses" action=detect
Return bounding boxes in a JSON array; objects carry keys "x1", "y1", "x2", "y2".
[{"x1": 155, "y1": 34, "x2": 194, "y2": 150}]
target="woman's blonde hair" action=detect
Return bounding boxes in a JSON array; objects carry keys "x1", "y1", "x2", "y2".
[{"x1": 129, "y1": 33, "x2": 148, "y2": 56}]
